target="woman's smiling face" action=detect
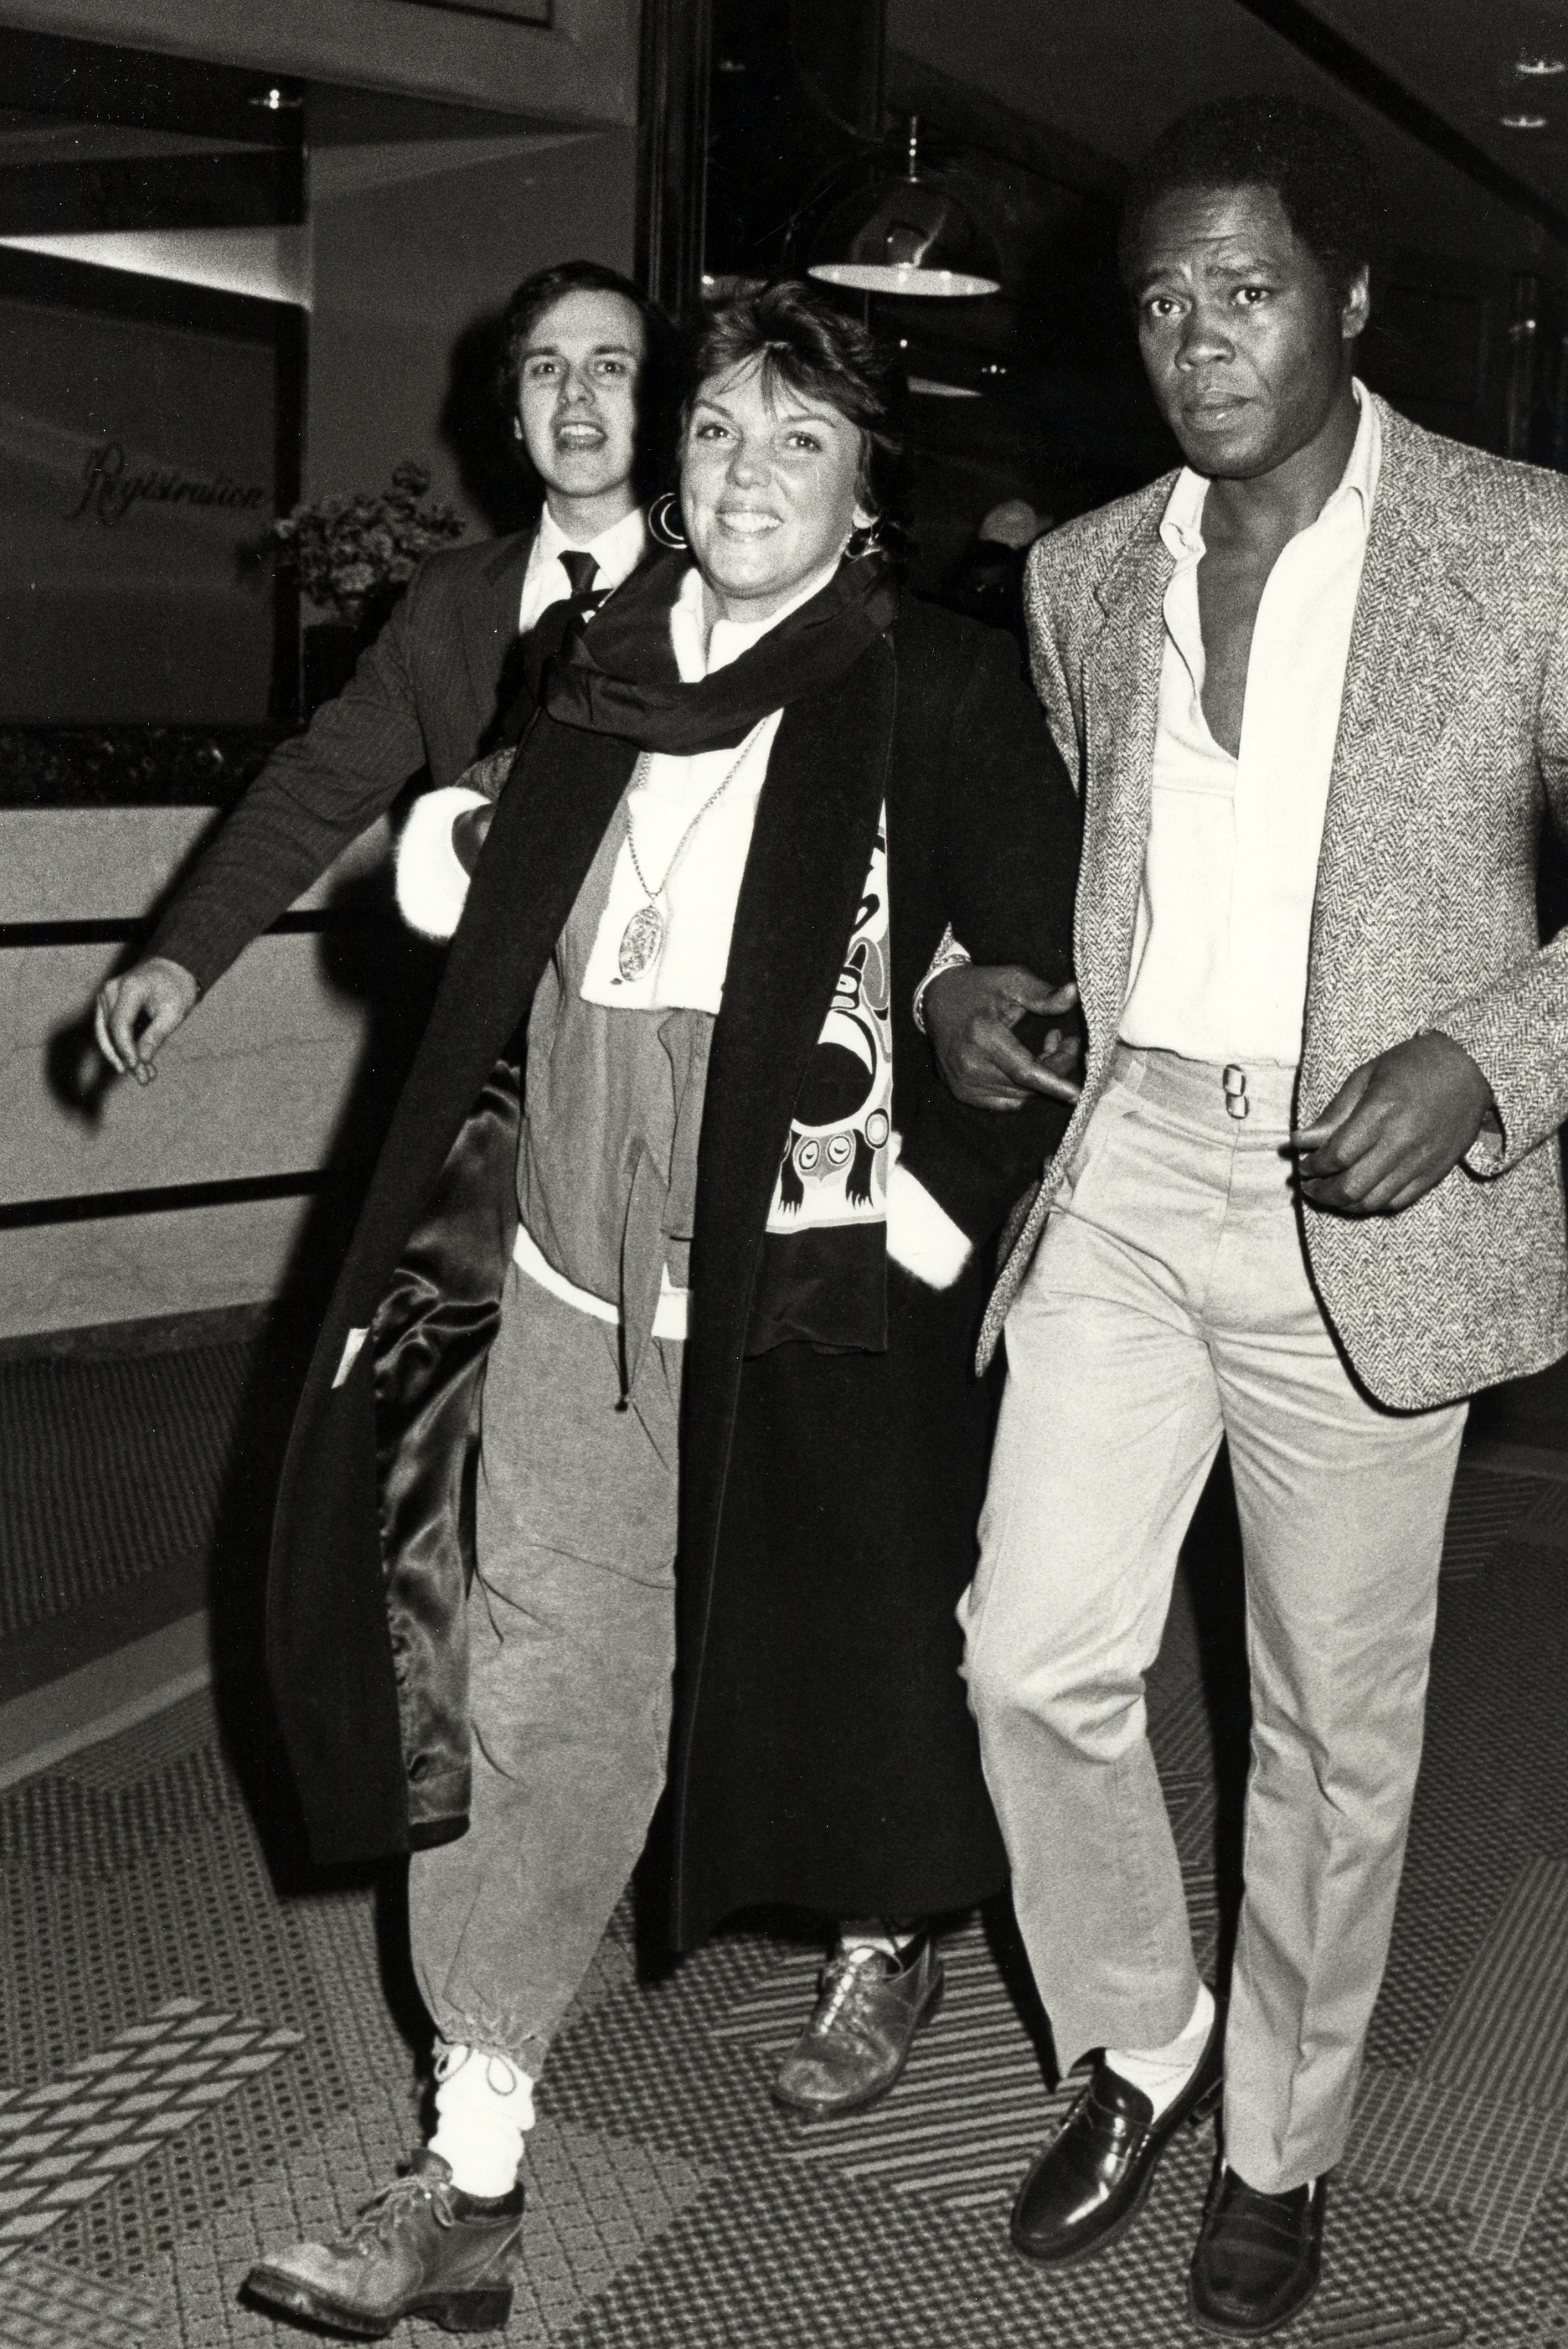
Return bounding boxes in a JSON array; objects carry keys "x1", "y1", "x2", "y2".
[{"x1": 680, "y1": 357, "x2": 869, "y2": 623}]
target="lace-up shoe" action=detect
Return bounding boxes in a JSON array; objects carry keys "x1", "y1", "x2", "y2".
[
  {"x1": 243, "y1": 2148, "x2": 523, "y2": 2337},
  {"x1": 772, "y1": 1932, "x2": 945, "y2": 2117}
]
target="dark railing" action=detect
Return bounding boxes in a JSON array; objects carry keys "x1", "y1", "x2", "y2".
[{"x1": 0, "y1": 1170, "x2": 348, "y2": 1233}]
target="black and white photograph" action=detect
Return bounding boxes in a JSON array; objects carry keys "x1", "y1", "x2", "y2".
[{"x1": 1, "y1": 1, "x2": 1567, "y2": 2343}]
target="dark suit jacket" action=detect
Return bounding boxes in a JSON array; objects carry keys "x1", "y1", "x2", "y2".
[{"x1": 151, "y1": 532, "x2": 535, "y2": 992}]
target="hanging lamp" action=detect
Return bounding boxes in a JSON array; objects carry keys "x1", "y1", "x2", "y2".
[{"x1": 807, "y1": 115, "x2": 1000, "y2": 297}]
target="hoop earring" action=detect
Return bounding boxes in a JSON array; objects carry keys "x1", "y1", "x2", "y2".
[
  {"x1": 647, "y1": 492, "x2": 688, "y2": 550},
  {"x1": 846, "y1": 517, "x2": 886, "y2": 561}
]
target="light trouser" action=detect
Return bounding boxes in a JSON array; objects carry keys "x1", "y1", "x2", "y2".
[
  {"x1": 408, "y1": 1263, "x2": 681, "y2": 2079},
  {"x1": 960, "y1": 1047, "x2": 1467, "y2": 2194}
]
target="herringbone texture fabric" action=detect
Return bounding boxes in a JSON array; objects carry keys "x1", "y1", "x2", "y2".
[{"x1": 982, "y1": 399, "x2": 1568, "y2": 1409}]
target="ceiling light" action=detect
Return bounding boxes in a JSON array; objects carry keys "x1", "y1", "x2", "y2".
[
  {"x1": 1516, "y1": 54, "x2": 1566, "y2": 76},
  {"x1": 1501, "y1": 111, "x2": 1550, "y2": 128},
  {"x1": 808, "y1": 116, "x2": 1001, "y2": 300}
]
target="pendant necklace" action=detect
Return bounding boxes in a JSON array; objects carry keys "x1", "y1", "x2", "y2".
[{"x1": 617, "y1": 719, "x2": 770, "y2": 982}]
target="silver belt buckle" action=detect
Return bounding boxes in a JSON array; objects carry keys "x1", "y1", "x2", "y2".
[{"x1": 1222, "y1": 1063, "x2": 1249, "y2": 1121}]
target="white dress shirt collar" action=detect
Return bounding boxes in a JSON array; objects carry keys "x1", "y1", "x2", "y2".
[
  {"x1": 521, "y1": 502, "x2": 647, "y2": 634},
  {"x1": 535, "y1": 499, "x2": 647, "y2": 585},
  {"x1": 1159, "y1": 378, "x2": 1382, "y2": 566}
]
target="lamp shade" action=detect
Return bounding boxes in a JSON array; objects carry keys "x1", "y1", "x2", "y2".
[{"x1": 807, "y1": 117, "x2": 1000, "y2": 298}]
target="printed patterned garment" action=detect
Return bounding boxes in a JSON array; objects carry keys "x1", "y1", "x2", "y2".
[{"x1": 766, "y1": 811, "x2": 891, "y2": 1237}]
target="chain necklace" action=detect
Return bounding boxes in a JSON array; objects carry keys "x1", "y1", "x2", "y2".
[{"x1": 617, "y1": 719, "x2": 770, "y2": 982}]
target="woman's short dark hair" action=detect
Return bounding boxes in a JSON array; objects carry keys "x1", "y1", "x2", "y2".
[
  {"x1": 497, "y1": 259, "x2": 679, "y2": 501},
  {"x1": 679, "y1": 277, "x2": 908, "y2": 529},
  {"x1": 1118, "y1": 95, "x2": 1384, "y2": 304}
]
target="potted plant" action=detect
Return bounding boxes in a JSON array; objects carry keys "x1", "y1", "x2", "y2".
[{"x1": 272, "y1": 460, "x2": 466, "y2": 713}]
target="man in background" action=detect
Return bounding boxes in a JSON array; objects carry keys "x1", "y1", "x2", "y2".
[
  {"x1": 96, "y1": 258, "x2": 670, "y2": 1077},
  {"x1": 942, "y1": 495, "x2": 1049, "y2": 644}
]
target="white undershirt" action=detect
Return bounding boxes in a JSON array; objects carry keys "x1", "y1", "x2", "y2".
[
  {"x1": 1118, "y1": 381, "x2": 1382, "y2": 1065},
  {"x1": 519, "y1": 501, "x2": 647, "y2": 634}
]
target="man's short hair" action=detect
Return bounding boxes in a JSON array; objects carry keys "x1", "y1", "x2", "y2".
[
  {"x1": 680, "y1": 275, "x2": 908, "y2": 528},
  {"x1": 1118, "y1": 95, "x2": 1384, "y2": 304}
]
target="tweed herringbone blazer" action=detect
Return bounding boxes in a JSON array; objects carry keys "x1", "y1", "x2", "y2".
[{"x1": 979, "y1": 396, "x2": 1568, "y2": 1409}]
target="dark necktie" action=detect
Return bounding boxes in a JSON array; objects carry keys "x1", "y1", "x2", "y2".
[
  {"x1": 556, "y1": 549, "x2": 603, "y2": 604},
  {"x1": 498, "y1": 550, "x2": 610, "y2": 744}
]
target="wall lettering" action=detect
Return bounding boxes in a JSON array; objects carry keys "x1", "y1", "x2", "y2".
[{"x1": 66, "y1": 440, "x2": 270, "y2": 526}]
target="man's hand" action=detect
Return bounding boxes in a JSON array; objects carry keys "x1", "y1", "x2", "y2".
[
  {"x1": 95, "y1": 957, "x2": 199, "y2": 1086},
  {"x1": 1291, "y1": 1030, "x2": 1494, "y2": 1215},
  {"x1": 925, "y1": 964, "x2": 1082, "y2": 1111}
]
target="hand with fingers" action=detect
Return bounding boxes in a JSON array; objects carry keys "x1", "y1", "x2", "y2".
[
  {"x1": 1291, "y1": 1030, "x2": 1496, "y2": 1215},
  {"x1": 94, "y1": 956, "x2": 199, "y2": 1087},
  {"x1": 924, "y1": 964, "x2": 1084, "y2": 1112}
]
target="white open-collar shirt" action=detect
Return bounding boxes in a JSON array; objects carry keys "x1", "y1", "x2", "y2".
[{"x1": 1118, "y1": 380, "x2": 1383, "y2": 1066}]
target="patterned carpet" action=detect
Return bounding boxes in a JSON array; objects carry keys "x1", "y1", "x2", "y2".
[
  {"x1": 2, "y1": 1429, "x2": 1567, "y2": 2345},
  {"x1": 0, "y1": 1325, "x2": 304, "y2": 1705}
]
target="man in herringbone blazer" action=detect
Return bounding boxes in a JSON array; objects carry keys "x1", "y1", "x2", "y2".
[
  {"x1": 95, "y1": 260, "x2": 668, "y2": 1077},
  {"x1": 931, "y1": 99, "x2": 1568, "y2": 2336}
]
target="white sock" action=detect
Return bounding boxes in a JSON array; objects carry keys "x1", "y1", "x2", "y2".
[
  {"x1": 427, "y1": 2044, "x2": 535, "y2": 2197},
  {"x1": 1106, "y1": 1981, "x2": 1215, "y2": 2121},
  {"x1": 835, "y1": 1917, "x2": 921, "y2": 1963}
]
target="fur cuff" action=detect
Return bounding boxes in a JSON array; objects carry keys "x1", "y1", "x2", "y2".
[
  {"x1": 886, "y1": 1154, "x2": 973, "y2": 1290},
  {"x1": 395, "y1": 787, "x2": 488, "y2": 940}
]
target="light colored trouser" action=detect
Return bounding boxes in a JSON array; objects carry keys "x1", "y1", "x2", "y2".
[
  {"x1": 960, "y1": 1046, "x2": 1467, "y2": 2193},
  {"x1": 408, "y1": 1264, "x2": 682, "y2": 2077}
]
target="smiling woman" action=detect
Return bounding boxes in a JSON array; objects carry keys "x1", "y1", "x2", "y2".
[
  {"x1": 682, "y1": 370, "x2": 866, "y2": 618},
  {"x1": 676, "y1": 283, "x2": 897, "y2": 623},
  {"x1": 244, "y1": 274, "x2": 1082, "y2": 2335}
]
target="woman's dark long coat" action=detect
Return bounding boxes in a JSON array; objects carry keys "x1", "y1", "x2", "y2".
[{"x1": 266, "y1": 596, "x2": 1080, "y2": 1948}]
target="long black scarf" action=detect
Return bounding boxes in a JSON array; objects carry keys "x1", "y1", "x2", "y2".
[
  {"x1": 535, "y1": 542, "x2": 901, "y2": 1358},
  {"x1": 541, "y1": 543, "x2": 899, "y2": 751}
]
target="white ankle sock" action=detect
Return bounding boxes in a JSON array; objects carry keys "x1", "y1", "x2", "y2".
[
  {"x1": 1106, "y1": 1982, "x2": 1215, "y2": 2121},
  {"x1": 836, "y1": 1917, "x2": 921, "y2": 1963},
  {"x1": 427, "y1": 2044, "x2": 535, "y2": 2198}
]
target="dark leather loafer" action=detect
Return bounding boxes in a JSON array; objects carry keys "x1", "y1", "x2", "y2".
[
  {"x1": 1189, "y1": 2163, "x2": 1324, "y2": 2336},
  {"x1": 1010, "y1": 1998, "x2": 1224, "y2": 2265}
]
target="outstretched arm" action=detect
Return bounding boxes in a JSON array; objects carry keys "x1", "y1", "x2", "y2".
[{"x1": 94, "y1": 574, "x2": 441, "y2": 1079}]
